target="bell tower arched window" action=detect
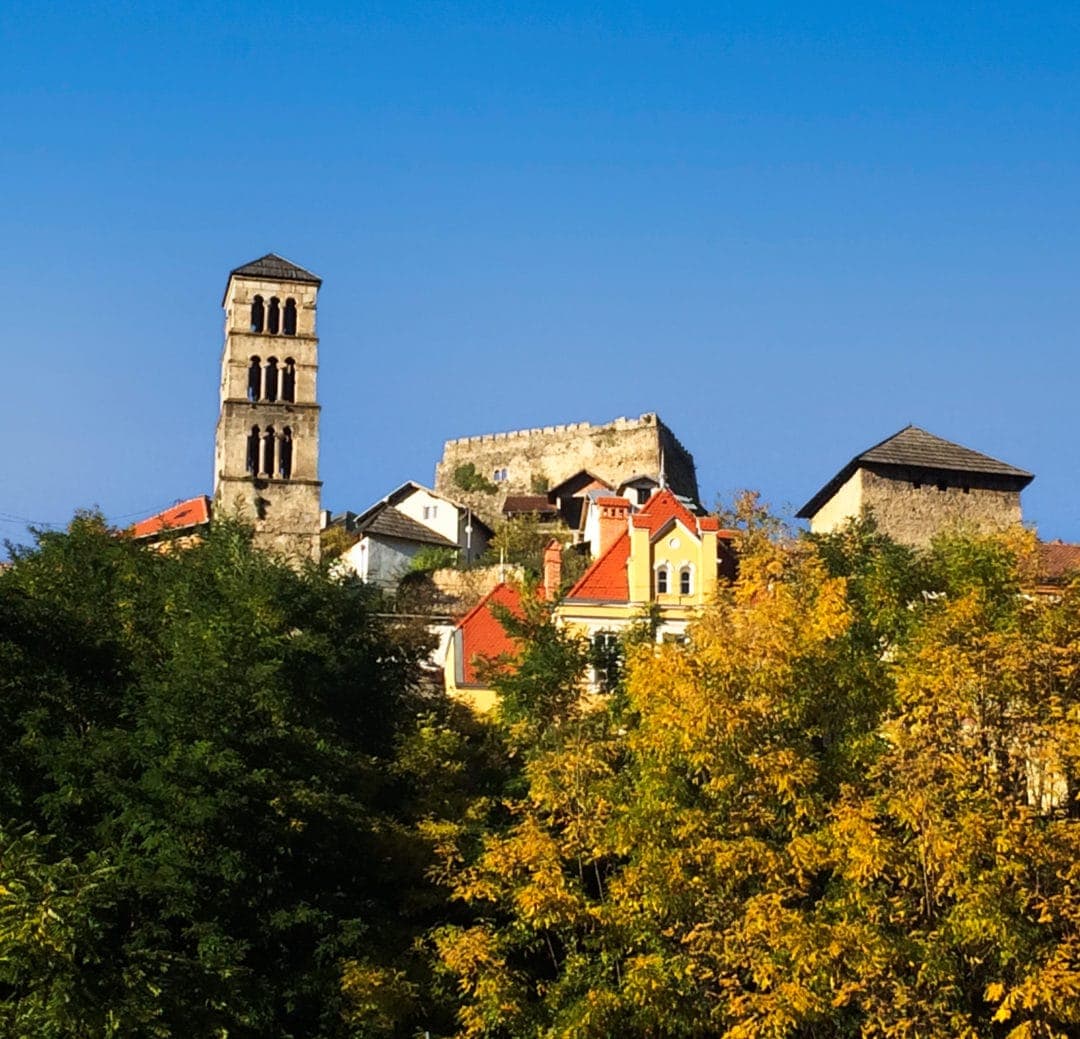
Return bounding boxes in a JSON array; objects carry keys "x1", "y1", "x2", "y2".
[
  {"x1": 282, "y1": 358, "x2": 296, "y2": 402},
  {"x1": 267, "y1": 297, "x2": 280, "y2": 335},
  {"x1": 262, "y1": 426, "x2": 276, "y2": 477},
  {"x1": 247, "y1": 356, "x2": 261, "y2": 402},
  {"x1": 246, "y1": 425, "x2": 260, "y2": 473},
  {"x1": 264, "y1": 357, "x2": 278, "y2": 403},
  {"x1": 250, "y1": 296, "x2": 264, "y2": 333},
  {"x1": 283, "y1": 298, "x2": 297, "y2": 336},
  {"x1": 280, "y1": 427, "x2": 293, "y2": 478}
]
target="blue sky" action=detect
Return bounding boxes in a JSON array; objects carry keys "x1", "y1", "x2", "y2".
[{"x1": 2, "y1": 2, "x2": 1079, "y2": 547}]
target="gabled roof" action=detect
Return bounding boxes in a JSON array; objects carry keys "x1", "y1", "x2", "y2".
[
  {"x1": 229, "y1": 253, "x2": 322, "y2": 286},
  {"x1": 349, "y1": 482, "x2": 494, "y2": 538},
  {"x1": 798, "y1": 426, "x2": 1034, "y2": 519},
  {"x1": 549, "y1": 470, "x2": 613, "y2": 499},
  {"x1": 454, "y1": 582, "x2": 524, "y2": 687},
  {"x1": 355, "y1": 503, "x2": 456, "y2": 547},
  {"x1": 131, "y1": 496, "x2": 212, "y2": 539},
  {"x1": 502, "y1": 495, "x2": 558, "y2": 517},
  {"x1": 566, "y1": 489, "x2": 709, "y2": 603}
]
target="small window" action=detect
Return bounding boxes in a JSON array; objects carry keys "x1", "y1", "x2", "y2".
[
  {"x1": 423, "y1": 505, "x2": 438, "y2": 520},
  {"x1": 493, "y1": 467, "x2": 508, "y2": 483},
  {"x1": 267, "y1": 297, "x2": 280, "y2": 335},
  {"x1": 250, "y1": 296, "x2": 265, "y2": 333},
  {"x1": 283, "y1": 298, "x2": 297, "y2": 336},
  {"x1": 656, "y1": 566, "x2": 669, "y2": 594},
  {"x1": 679, "y1": 567, "x2": 692, "y2": 595}
]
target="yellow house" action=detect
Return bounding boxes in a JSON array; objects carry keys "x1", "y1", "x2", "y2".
[{"x1": 444, "y1": 489, "x2": 736, "y2": 708}]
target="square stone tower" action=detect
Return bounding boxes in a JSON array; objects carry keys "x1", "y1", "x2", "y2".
[
  {"x1": 213, "y1": 254, "x2": 322, "y2": 563},
  {"x1": 797, "y1": 425, "x2": 1033, "y2": 547}
]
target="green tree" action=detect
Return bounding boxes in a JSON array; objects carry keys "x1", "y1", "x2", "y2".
[{"x1": 0, "y1": 514, "x2": 442, "y2": 1037}]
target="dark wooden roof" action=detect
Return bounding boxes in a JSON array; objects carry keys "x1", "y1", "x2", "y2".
[
  {"x1": 798, "y1": 426, "x2": 1034, "y2": 519},
  {"x1": 229, "y1": 253, "x2": 322, "y2": 286},
  {"x1": 502, "y1": 495, "x2": 559, "y2": 517},
  {"x1": 356, "y1": 504, "x2": 456, "y2": 547}
]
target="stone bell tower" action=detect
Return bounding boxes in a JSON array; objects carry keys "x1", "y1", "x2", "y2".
[{"x1": 213, "y1": 253, "x2": 322, "y2": 562}]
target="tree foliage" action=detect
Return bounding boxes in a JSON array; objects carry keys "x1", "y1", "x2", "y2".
[
  {"x1": 0, "y1": 514, "x2": 451, "y2": 1038},
  {"x1": 434, "y1": 517, "x2": 1080, "y2": 1038}
]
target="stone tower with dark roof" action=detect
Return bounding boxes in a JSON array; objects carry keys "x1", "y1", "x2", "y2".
[
  {"x1": 797, "y1": 425, "x2": 1033, "y2": 547},
  {"x1": 213, "y1": 254, "x2": 323, "y2": 562}
]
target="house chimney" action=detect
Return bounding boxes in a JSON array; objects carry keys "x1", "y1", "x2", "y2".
[
  {"x1": 597, "y1": 497, "x2": 631, "y2": 558},
  {"x1": 542, "y1": 538, "x2": 563, "y2": 600}
]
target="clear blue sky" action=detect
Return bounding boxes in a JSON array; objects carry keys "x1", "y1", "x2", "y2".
[{"x1": 3, "y1": 2, "x2": 1079, "y2": 548}]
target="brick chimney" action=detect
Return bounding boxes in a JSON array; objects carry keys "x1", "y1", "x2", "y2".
[
  {"x1": 542, "y1": 538, "x2": 563, "y2": 600},
  {"x1": 597, "y1": 497, "x2": 631, "y2": 558}
]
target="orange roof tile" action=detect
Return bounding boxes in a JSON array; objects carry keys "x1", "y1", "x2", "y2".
[
  {"x1": 131, "y1": 496, "x2": 212, "y2": 539},
  {"x1": 566, "y1": 532, "x2": 631, "y2": 601},
  {"x1": 1037, "y1": 541, "x2": 1080, "y2": 585},
  {"x1": 567, "y1": 490, "x2": 725, "y2": 603},
  {"x1": 456, "y1": 582, "x2": 525, "y2": 687},
  {"x1": 635, "y1": 488, "x2": 700, "y2": 536}
]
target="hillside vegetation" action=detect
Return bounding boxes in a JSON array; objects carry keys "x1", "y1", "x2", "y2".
[{"x1": 4, "y1": 510, "x2": 1080, "y2": 1037}]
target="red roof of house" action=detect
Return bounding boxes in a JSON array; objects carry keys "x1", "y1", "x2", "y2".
[
  {"x1": 131, "y1": 496, "x2": 212, "y2": 539},
  {"x1": 567, "y1": 532, "x2": 631, "y2": 601},
  {"x1": 567, "y1": 490, "x2": 711, "y2": 603},
  {"x1": 1037, "y1": 541, "x2": 1080, "y2": 585},
  {"x1": 455, "y1": 582, "x2": 525, "y2": 687}
]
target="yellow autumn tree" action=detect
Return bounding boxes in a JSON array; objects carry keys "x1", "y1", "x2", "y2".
[{"x1": 433, "y1": 515, "x2": 1080, "y2": 1038}]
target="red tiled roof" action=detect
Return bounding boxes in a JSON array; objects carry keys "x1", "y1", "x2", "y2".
[
  {"x1": 635, "y1": 488, "x2": 700, "y2": 537},
  {"x1": 1037, "y1": 541, "x2": 1080, "y2": 585},
  {"x1": 567, "y1": 490, "x2": 724, "y2": 603},
  {"x1": 456, "y1": 582, "x2": 525, "y2": 687},
  {"x1": 131, "y1": 496, "x2": 212, "y2": 539},
  {"x1": 596, "y1": 496, "x2": 630, "y2": 508},
  {"x1": 567, "y1": 532, "x2": 631, "y2": 601}
]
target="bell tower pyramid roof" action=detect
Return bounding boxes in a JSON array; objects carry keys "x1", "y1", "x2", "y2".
[{"x1": 228, "y1": 253, "x2": 322, "y2": 286}]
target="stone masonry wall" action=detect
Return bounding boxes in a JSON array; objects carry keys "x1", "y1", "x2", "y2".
[
  {"x1": 861, "y1": 466, "x2": 1023, "y2": 547},
  {"x1": 433, "y1": 413, "x2": 699, "y2": 526}
]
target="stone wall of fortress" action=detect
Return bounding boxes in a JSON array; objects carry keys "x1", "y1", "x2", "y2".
[{"x1": 434, "y1": 412, "x2": 698, "y2": 525}]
